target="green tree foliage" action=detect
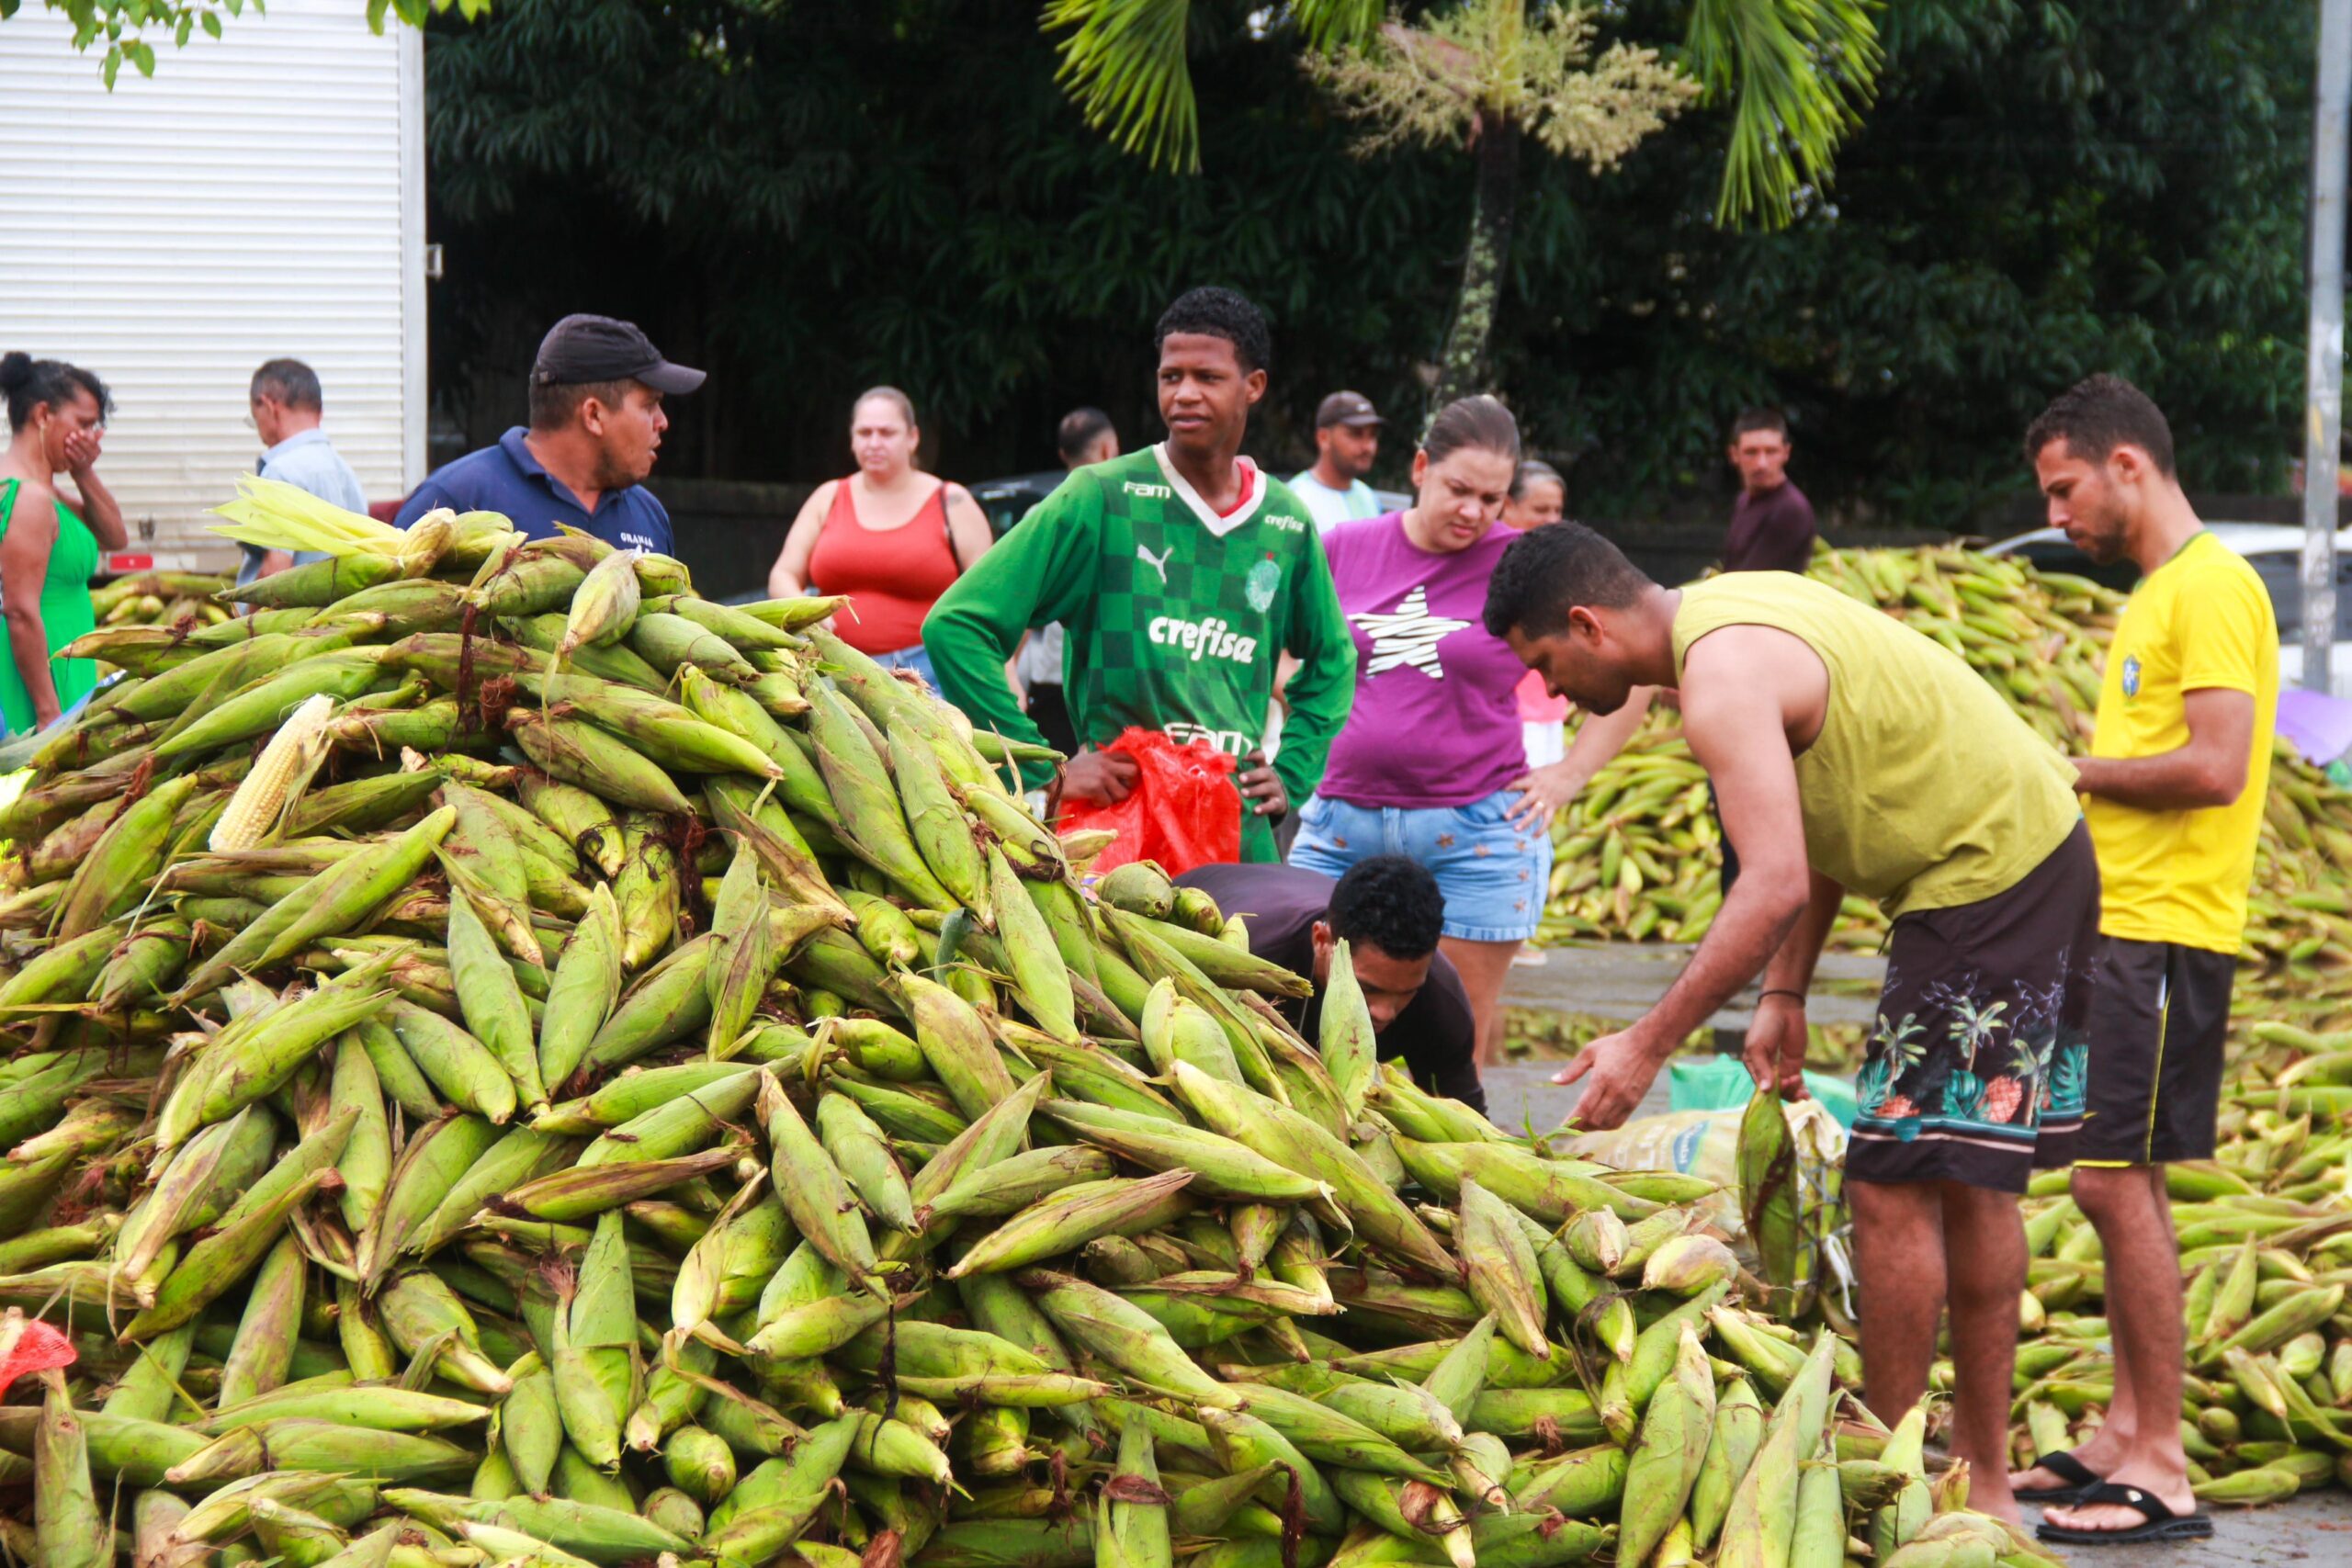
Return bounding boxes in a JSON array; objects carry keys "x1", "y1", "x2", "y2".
[
  {"x1": 1306, "y1": 0, "x2": 1700, "y2": 410},
  {"x1": 422, "y1": 0, "x2": 2310, "y2": 529},
  {"x1": 1044, "y1": 0, "x2": 1376, "y2": 175},
  {"x1": 1045, "y1": 0, "x2": 1878, "y2": 231},
  {"x1": 1531, "y1": 0, "x2": 2312, "y2": 521},
  {"x1": 3, "y1": 0, "x2": 479, "y2": 88}
]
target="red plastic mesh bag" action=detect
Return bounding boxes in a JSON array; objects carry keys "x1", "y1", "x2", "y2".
[
  {"x1": 0, "y1": 1313, "x2": 75, "y2": 1392},
  {"x1": 1057, "y1": 728, "x2": 1241, "y2": 877}
]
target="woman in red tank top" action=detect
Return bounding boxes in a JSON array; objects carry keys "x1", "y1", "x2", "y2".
[{"x1": 767, "y1": 387, "x2": 994, "y2": 689}]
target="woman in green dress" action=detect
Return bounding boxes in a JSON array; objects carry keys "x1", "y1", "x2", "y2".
[{"x1": 0, "y1": 353, "x2": 124, "y2": 736}]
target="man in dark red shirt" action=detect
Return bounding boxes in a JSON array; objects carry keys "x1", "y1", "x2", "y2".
[{"x1": 1723, "y1": 408, "x2": 1817, "y2": 572}]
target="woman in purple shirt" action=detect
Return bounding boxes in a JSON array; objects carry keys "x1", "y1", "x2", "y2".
[{"x1": 1289, "y1": 396, "x2": 1555, "y2": 1066}]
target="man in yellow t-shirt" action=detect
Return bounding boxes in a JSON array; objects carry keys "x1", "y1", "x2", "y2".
[{"x1": 2012, "y1": 375, "x2": 2273, "y2": 1551}]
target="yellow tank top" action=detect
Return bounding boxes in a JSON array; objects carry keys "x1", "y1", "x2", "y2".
[{"x1": 1671, "y1": 574, "x2": 2081, "y2": 917}]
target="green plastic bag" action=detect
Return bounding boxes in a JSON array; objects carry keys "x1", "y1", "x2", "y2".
[{"x1": 1668, "y1": 1053, "x2": 1858, "y2": 1130}]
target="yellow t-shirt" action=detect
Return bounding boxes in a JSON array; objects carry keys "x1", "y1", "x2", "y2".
[
  {"x1": 1672, "y1": 574, "x2": 2082, "y2": 918},
  {"x1": 2085, "y1": 530, "x2": 2278, "y2": 953}
]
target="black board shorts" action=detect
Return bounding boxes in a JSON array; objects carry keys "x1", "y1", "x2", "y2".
[
  {"x1": 2073, "y1": 935, "x2": 2235, "y2": 1166},
  {"x1": 1849, "y1": 821, "x2": 2101, "y2": 1193}
]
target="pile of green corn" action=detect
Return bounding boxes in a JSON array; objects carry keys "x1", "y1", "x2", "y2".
[
  {"x1": 1988, "y1": 998, "x2": 2352, "y2": 1508},
  {"x1": 88, "y1": 571, "x2": 238, "y2": 640},
  {"x1": 0, "y1": 485, "x2": 2058, "y2": 1564},
  {"x1": 1540, "y1": 543, "x2": 2352, "y2": 968}
]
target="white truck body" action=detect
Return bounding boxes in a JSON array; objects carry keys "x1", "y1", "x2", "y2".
[{"x1": 0, "y1": 0, "x2": 424, "y2": 570}]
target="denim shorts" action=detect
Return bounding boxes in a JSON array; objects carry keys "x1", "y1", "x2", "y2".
[
  {"x1": 1288, "y1": 787, "x2": 1553, "y2": 943},
  {"x1": 875, "y1": 643, "x2": 938, "y2": 692}
]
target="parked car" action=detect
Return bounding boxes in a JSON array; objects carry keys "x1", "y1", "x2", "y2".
[
  {"x1": 968, "y1": 471, "x2": 1412, "y2": 537},
  {"x1": 1983, "y1": 523, "x2": 2352, "y2": 694},
  {"x1": 967, "y1": 473, "x2": 1068, "y2": 537}
]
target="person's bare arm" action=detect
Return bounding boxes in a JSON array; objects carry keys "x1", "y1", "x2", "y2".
[
  {"x1": 943, "y1": 486, "x2": 995, "y2": 573},
  {"x1": 1742, "y1": 867, "x2": 1845, "y2": 1099},
  {"x1": 258, "y1": 548, "x2": 296, "y2": 580},
  {"x1": 1508, "y1": 683, "x2": 1661, "y2": 828},
  {"x1": 1, "y1": 502, "x2": 64, "y2": 728},
  {"x1": 1553, "y1": 633, "x2": 1820, "y2": 1127},
  {"x1": 767, "y1": 483, "x2": 833, "y2": 599},
  {"x1": 57, "y1": 429, "x2": 126, "y2": 551},
  {"x1": 2071, "y1": 688, "x2": 2255, "y2": 810},
  {"x1": 1271, "y1": 651, "x2": 1299, "y2": 713},
  {"x1": 1759, "y1": 867, "x2": 1843, "y2": 998}
]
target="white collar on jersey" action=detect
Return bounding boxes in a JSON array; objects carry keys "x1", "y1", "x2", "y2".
[{"x1": 1151, "y1": 443, "x2": 1269, "y2": 538}]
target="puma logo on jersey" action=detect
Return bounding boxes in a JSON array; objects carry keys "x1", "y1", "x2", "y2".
[
  {"x1": 1136, "y1": 544, "x2": 1173, "y2": 585},
  {"x1": 1124, "y1": 481, "x2": 1174, "y2": 500}
]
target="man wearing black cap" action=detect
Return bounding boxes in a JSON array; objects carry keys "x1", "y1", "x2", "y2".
[
  {"x1": 392, "y1": 314, "x2": 705, "y2": 553},
  {"x1": 1289, "y1": 389, "x2": 1384, "y2": 535}
]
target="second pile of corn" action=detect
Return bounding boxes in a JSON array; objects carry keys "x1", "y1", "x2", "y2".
[{"x1": 0, "y1": 485, "x2": 2064, "y2": 1565}]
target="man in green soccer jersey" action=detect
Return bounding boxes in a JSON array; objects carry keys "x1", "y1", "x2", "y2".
[{"x1": 923, "y1": 287, "x2": 1355, "y2": 864}]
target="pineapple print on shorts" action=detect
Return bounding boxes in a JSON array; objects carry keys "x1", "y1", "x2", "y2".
[
  {"x1": 1845, "y1": 821, "x2": 2102, "y2": 1191},
  {"x1": 1855, "y1": 1004, "x2": 1929, "y2": 1128},
  {"x1": 1851, "y1": 964, "x2": 2070, "y2": 1187},
  {"x1": 1940, "y1": 989, "x2": 2034, "y2": 1127}
]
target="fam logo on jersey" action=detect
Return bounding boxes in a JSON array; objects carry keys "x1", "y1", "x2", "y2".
[
  {"x1": 1123, "y1": 480, "x2": 1174, "y2": 501},
  {"x1": 1148, "y1": 615, "x2": 1261, "y2": 665},
  {"x1": 2121, "y1": 655, "x2": 2142, "y2": 699},
  {"x1": 1351, "y1": 583, "x2": 1469, "y2": 678},
  {"x1": 1244, "y1": 556, "x2": 1282, "y2": 614},
  {"x1": 1165, "y1": 719, "x2": 1260, "y2": 755}
]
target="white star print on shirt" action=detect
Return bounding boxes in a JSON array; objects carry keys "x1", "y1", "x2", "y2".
[{"x1": 1351, "y1": 584, "x2": 1470, "y2": 679}]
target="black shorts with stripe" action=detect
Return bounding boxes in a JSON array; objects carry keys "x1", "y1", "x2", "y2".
[
  {"x1": 1848, "y1": 821, "x2": 2102, "y2": 1193},
  {"x1": 2074, "y1": 935, "x2": 2235, "y2": 1166}
]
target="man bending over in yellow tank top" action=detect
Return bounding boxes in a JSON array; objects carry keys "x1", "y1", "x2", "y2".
[{"x1": 1485, "y1": 525, "x2": 2093, "y2": 1526}]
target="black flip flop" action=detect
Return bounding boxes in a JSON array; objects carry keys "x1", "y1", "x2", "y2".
[
  {"x1": 2014, "y1": 1450, "x2": 2101, "y2": 1503},
  {"x1": 2036, "y1": 1482, "x2": 2215, "y2": 1546}
]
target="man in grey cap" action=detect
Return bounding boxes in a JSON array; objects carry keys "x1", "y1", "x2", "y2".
[
  {"x1": 392, "y1": 314, "x2": 705, "y2": 553},
  {"x1": 1289, "y1": 389, "x2": 1384, "y2": 534}
]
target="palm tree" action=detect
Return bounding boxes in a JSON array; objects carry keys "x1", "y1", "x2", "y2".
[
  {"x1": 1044, "y1": 0, "x2": 1881, "y2": 411},
  {"x1": 1306, "y1": 1, "x2": 1697, "y2": 409}
]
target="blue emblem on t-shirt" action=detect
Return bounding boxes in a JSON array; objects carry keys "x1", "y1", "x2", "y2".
[{"x1": 2121, "y1": 655, "x2": 2142, "y2": 698}]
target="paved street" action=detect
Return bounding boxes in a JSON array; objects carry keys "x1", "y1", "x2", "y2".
[
  {"x1": 2021, "y1": 1488, "x2": 2352, "y2": 1564},
  {"x1": 1502, "y1": 939, "x2": 1891, "y2": 1032},
  {"x1": 1487, "y1": 939, "x2": 1888, "y2": 1132}
]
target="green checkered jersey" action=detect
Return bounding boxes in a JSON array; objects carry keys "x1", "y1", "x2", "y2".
[{"x1": 924, "y1": 446, "x2": 1356, "y2": 863}]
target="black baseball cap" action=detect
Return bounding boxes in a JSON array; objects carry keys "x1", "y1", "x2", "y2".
[
  {"x1": 532, "y1": 314, "x2": 706, "y2": 395},
  {"x1": 1316, "y1": 390, "x2": 1384, "y2": 429}
]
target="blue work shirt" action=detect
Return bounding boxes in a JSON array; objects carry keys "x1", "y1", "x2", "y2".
[
  {"x1": 391, "y1": 426, "x2": 673, "y2": 555},
  {"x1": 239, "y1": 427, "x2": 367, "y2": 587}
]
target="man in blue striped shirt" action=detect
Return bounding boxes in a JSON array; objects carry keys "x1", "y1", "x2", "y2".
[{"x1": 242, "y1": 358, "x2": 368, "y2": 587}]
